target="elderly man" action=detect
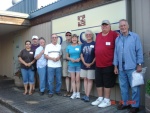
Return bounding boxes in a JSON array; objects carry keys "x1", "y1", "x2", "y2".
[
  {"x1": 34, "y1": 37, "x2": 47, "y2": 96},
  {"x1": 91, "y1": 20, "x2": 118, "y2": 107},
  {"x1": 44, "y1": 34, "x2": 62, "y2": 98},
  {"x1": 113, "y1": 19, "x2": 143, "y2": 113}
]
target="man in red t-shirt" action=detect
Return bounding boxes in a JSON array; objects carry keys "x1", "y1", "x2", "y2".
[{"x1": 91, "y1": 20, "x2": 118, "y2": 108}]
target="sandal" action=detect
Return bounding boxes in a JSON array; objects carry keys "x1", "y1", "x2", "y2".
[
  {"x1": 29, "y1": 92, "x2": 32, "y2": 95},
  {"x1": 23, "y1": 92, "x2": 28, "y2": 95}
]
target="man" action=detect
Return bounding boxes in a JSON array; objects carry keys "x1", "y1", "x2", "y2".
[
  {"x1": 113, "y1": 19, "x2": 143, "y2": 113},
  {"x1": 31, "y1": 35, "x2": 40, "y2": 50},
  {"x1": 44, "y1": 34, "x2": 62, "y2": 98},
  {"x1": 91, "y1": 20, "x2": 118, "y2": 107},
  {"x1": 34, "y1": 37, "x2": 47, "y2": 96},
  {"x1": 61, "y1": 31, "x2": 72, "y2": 97},
  {"x1": 31, "y1": 35, "x2": 40, "y2": 92}
]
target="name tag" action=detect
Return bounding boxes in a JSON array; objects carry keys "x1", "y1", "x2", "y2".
[
  {"x1": 90, "y1": 45, "x2": 94, "y2": 48},
  {"x1": 29, "y1": 52, "x2": 33, "y2": 54},
  {"x1": 106, "y1": 42, "x2": 111, "y2": 46},
  {"x1": 75, "y1": 48, "x2": 79, "y2": 51}
]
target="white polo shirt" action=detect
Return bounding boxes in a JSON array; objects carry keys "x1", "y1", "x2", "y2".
[{"x1": 44, "y1": 43, "x2": 62, "y2": 67}]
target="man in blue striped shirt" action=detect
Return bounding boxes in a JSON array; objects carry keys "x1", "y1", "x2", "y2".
[{"x1": 113, "y1": 19, "x2": 143, "y2": 113}]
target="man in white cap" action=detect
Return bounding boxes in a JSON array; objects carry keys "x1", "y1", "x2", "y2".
[
  {"x1": 31, "y1": 35, "x2": 40, "y2": 92},
  {"x1": 91, "y1": 20, "x2": 118, "y2": 107},
  {"x1": 31, "y1": 35, "x2": 39, "y2": 50}
]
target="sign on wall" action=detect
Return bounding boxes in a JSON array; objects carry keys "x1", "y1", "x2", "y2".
[{"x1": 52, "y1": 0, "x2": 126, "y2": 44}]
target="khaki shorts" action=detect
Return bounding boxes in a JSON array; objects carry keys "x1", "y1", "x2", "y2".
[
  {"x1": 62, "y1": 60, "x2": 70, "y2": 77},
  {"x1": 80, "y1": 69, "x2": 95, "y2": 79}
]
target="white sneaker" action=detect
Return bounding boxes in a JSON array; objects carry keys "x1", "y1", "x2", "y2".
[
  {"x1": 91, "y1": 98, "x2": 103, "y2": 106},
  {"x1": 98, "y1": 100, "x2": 111, "y2": 108},
  {"x1": 70, "y1": 93, "x2": 76, "y2": 99},
  {"x1": 76, "y1": 92, "x2": 80, "y2": 99}
]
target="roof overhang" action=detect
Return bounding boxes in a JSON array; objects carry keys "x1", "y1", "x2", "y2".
[
  {"x1": 30, "y1": 0, "x2": 82, "y2": 19},
  {"x1": 0, "y1": 10, "x2": 30, "y2": 36}
]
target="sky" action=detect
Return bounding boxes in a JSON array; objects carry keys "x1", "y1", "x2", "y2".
[{"x1": 0, "y1": 0, "x2": 58, "y2": 10}]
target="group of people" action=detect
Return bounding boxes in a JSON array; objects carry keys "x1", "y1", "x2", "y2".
[{"x1": 18, "y1": 19, "x2": 143, "y2": 113}]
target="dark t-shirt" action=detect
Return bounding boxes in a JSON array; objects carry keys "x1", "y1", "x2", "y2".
[
  {"x1": 81, "y1": 41, "x2": 95, "y2": 70},
  {"x1": 31, "y1": 44, "x2": 40, "y2": 51},
  {"x1": 31, "y1": 44, "x2": 39, "y2": 70},
  {"x1": 18, "y1": 49, "x2": 35, "y2": 69}
]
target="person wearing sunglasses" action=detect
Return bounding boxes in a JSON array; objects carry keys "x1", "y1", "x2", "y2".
[{"x1": 61, "y1": 31, "x2": 73, "y2": 97}]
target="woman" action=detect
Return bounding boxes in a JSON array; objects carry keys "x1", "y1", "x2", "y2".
[
  {"x1": 18, "y1": 40, "x2": 35, "y2": 95},
  {"x1": 66, "y1": 34, "x2": 81, "y2": 99},
  {"x1": 80, "y1": 30, "x2": 95, "y2": 102},
  {"x1": 34, "y1": 37, "x2": 47, "y2": 96}
]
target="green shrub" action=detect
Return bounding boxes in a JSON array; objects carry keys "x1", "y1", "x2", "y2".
[{"x1": 146, "y1": 79, "x2": 150, "y2": 95}]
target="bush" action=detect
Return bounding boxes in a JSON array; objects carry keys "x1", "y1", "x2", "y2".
[{"x1": 146, "y1": 79, "x2": 150, "y2": 95}]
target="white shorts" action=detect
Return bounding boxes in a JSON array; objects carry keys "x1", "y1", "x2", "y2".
[{"x1": 80, "y1": 69, "x2": 95, "y2": 79}]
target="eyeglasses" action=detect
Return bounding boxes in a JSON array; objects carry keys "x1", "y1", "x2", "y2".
[
  {"x1": 66, "y1": 35, "x2": 71, "y2": 36},
  {"x1": 86, "y1": 34, "x2": 92, "y2": 35}
]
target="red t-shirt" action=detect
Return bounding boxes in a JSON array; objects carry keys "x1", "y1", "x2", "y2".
[{"x1": 95, "y1": 30, "x2": 118, "y2": 67}]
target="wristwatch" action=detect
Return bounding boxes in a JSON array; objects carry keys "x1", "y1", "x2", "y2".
[{"x1": 137, "y1": 63, "x2": 142, "y2": 66}]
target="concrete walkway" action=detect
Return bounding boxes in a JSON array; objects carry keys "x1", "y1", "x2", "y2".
[{"x1": 0, "y1": 76, "x2": 145, "y2": 113}]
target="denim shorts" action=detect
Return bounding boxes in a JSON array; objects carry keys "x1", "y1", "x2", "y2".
[
  {"x1": 68, "y1": 66, "x2": 81, "y2": 73},
  {"x1": 21, "y1": 68, "x2": 34, "y2": 84}
]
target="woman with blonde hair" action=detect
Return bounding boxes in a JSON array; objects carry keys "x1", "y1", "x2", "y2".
[{"x1": 66, "y1": 34, "x2": 81, "y2": 99}]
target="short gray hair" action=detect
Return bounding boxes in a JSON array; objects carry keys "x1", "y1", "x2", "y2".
[
  {"x1": 119, "y1": 19, "x2": 129, "y2": 26},
  {"x1": 85, "y1": 30, "x2": 94, "y2": 40}
]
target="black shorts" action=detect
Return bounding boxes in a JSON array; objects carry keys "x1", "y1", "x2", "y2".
[{"x1": 95, "y1": 65, "x2": 116, "y2": 88}]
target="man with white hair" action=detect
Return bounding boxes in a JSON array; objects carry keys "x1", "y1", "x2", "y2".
[{"x1": 114, "y1": 19, "x2": 143, "y2": 113}]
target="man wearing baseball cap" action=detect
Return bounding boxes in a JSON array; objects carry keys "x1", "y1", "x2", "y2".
[
  {"x1": 61, "y1": 31, "x2": 72, "y2": 97},
  {"x1": 91, "y1": 20, "x2": 118, "y2": 107},
  {"x1": 31, "y1": 35, "x2": 40, "y2": 92}
]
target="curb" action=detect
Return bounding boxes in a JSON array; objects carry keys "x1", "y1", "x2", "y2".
[{"x1": 0, "y1": 97, "x2": 22, "y2": 113}]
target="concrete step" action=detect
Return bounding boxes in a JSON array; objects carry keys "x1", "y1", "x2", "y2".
[{"x1": 0, "y1": 75, "x2": 14, "y2": 86}]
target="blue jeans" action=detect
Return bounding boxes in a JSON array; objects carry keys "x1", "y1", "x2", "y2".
[
  {"x1": 119, "y1": 69, "x2": 140, "y2": 107},
  {"x1": 21, "y1": 68, "x2": 34, "y2": 84},
  {"x1": 47, "y1": 67, "x2": 62, "y2": 94},
  {"x1": 37, "y1": 66, "x2": 46, "y2": 92},
  {"x1": 46, "y1": 66, "x2": 50, "y2": 91}
]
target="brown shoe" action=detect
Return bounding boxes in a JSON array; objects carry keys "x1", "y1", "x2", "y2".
[
  {"x1": 67, "y1": 92, "x2": 72, "y2": 97},
  {"x1": 63, "y1": 92, "x2": 69, "y2": 97},
  {"x1": 48, "y1": 94, "x2": 53, "y2": 98},
  {"x1": 129, "y1": 107, "x2": 139, "y2": 113},
  {"x1": 117, "y1": 104, "x2": 131, "y2": 110}
]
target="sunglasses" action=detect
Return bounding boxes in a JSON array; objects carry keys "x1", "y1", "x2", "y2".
[{"x1": 66, "y1": 35, "x2": 71, "y2": 36}]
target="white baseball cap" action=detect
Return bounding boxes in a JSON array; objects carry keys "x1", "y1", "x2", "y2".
[{"x1": 32, "y1": 35, "x2": 38, "y2": 40}]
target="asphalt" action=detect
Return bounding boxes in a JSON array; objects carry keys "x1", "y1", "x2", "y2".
[{"x1": 0, "y1": 76, "x2": 146, "y2": 113}]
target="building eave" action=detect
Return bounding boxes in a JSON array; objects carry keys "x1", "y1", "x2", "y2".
[{"x1": 30, "y1": 0, "x2": 81, "y2": 19}]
